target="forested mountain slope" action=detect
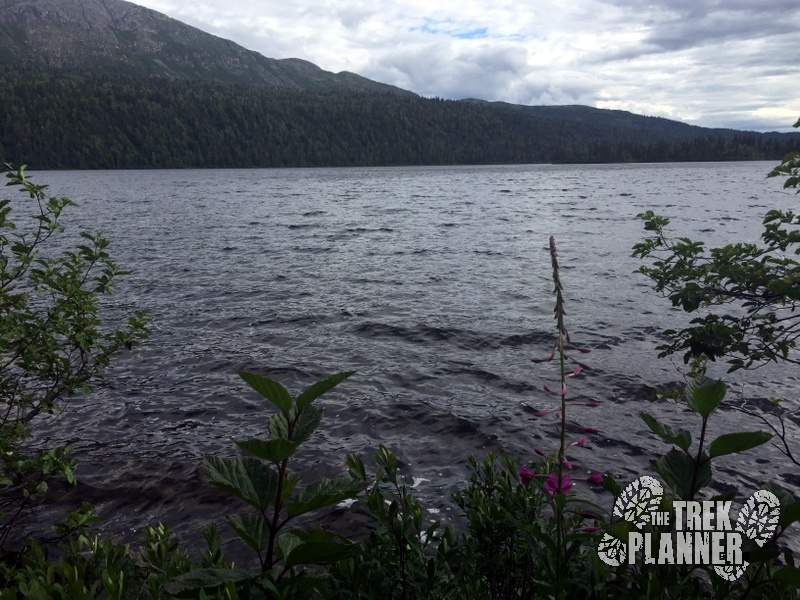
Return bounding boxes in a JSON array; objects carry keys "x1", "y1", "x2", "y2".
[{"x1": 1, "y1": 69, "x2": 796, "y2": 169}]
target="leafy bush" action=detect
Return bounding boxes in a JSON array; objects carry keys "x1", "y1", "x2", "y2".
[
  {"x1": 165, "y1": 371, "x2": 365, "y2": 599},
  {"x1": 596, "y1": 376, "x2": 800, "y2": 598},
  {"x1": 633, "y1": 118, "x2": 800, "y2": 372},
  {"x1": 326, "y1": 444, "x2": 460, "y2": 600},
  {"x1": 0, "y1": 164, "x2": 149, "y2": 565}
]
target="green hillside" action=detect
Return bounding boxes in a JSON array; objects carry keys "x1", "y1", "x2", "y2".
[{"x1": 0, "y1": 69, "x2": 796, "y2": 169}]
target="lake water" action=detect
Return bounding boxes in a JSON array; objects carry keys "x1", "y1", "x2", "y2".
[{"x1": 25, "y1": 162, "x2": 800, "y2": 548}]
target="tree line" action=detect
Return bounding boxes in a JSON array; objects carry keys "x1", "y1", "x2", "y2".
[{"x1": 0, "y1": 68, "x2": 797, "y2": 169}]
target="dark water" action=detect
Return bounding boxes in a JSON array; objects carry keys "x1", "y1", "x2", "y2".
[{"x1": 25, "y1": 162, "x2": 800, "y2": 548}]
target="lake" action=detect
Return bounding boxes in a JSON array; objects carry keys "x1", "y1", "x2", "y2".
[{"x1": 25, "y1": 161, "x2": 800, "y2": 547}]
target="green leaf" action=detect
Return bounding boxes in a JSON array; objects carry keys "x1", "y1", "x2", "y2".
[
  {"x1": 290, "y1": 528, "x2": 339, "y2": 543},
  {"x1": 268, "y1": 412, "x2": 290, "y2": 440},
  {"x1": 203, "y1": 456, "x2": 278, "y2": 511},
  {"x1": 293, "y1": 405, "x2": 322, "y2": 445},
  {"x1": 773, "y1": 566, "x2": 800, "y2": 586},
  {"x1": 227, "y1": 512, "x2": 270, "y2": 553},
  {"x1": 653, "y1": 448, "x2": 710, "y2": 500},
  {"x1": 234, "y1": 438, "x2": 297, "y2": 463},
  {"x1": 685, "y1": 377, "x2": 727, "y2": 417},
  {"x1": 284, "y1": 540, "x2": 360, "y2": 569},
  {"x1": 708, "y1": 431, "x2": 772, "y2": 458},
  {"x1": 601, "y1": 473, "x2": 622, "y2": 497},
  {"x1": 164, "y1": 568, "x2": 251, "y2": 595},
  {"x1": 280, "y1": 473, "x2": 301, "y2": 504},
  {"x1": 286, "y1": 477, "x2": 363, "y2": 518},
  {"x1": 745, "y1": 545, "x2": 781, "y2": 563},
  {"x1": 640, "y1": 412, "x2": 692, "y2": 451},
  {"x1": 779, "y1": 501, "x2": 800, "y2": 529},
  {"x1": 764, "y1": 481, "x2": 797, "y2": 508},
  {"x1": 295, "y1": 371, "x2": 355, "y2": 412},
  {"x1": 277, "y1": 531, "x2": 303, "y2": 560},
  {"x1": 237, "y1": 371, "x2": 292, "y2": 415}
]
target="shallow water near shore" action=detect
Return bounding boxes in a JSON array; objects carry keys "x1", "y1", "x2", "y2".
[{"x1": 25, "y1": 161, "x2": 800, "y2": 552}]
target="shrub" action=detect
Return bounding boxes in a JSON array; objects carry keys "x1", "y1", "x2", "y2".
[{"x1": 0, "y1": 164, "x2": 149, "y2": 564}]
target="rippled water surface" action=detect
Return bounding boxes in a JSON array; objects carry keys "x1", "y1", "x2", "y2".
[{"x1": 27, "y1": 162, "x2": 800, "y2": 545}]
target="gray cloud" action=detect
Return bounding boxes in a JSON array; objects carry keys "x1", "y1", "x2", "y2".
[{"x1": 127, "y1": 0, "x2": 800, "y2": 132}]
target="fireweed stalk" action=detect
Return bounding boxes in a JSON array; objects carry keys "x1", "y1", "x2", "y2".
[
  {"x1": 527, "y1": 237, "x2": 601, "y2": 482},
  {"x1": 525, "y1": 237, "x2": 603, "y2": 563}
]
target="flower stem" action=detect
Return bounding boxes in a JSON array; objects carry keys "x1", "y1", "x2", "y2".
[{"x1": 550, "y1": 236, "x2": 567, "y2": 572}]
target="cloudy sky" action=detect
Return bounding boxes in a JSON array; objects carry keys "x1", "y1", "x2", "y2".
[{"x1": 126, "y1": 0, "x2": 799, "y2": 132}]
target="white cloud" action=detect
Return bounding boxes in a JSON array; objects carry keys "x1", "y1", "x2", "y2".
[{"x1": 126, "y1": 0, "x2": 800, "y2": 131}]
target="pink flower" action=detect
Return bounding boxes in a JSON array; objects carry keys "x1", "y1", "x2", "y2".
[
  {"x1": 534, "y1": 409, "x2": 554, "y2": 417},
  {"x1": 567, "y1": 367, "x2": 582, "y2": 377},
  {"x1": 563, "y1": 458, "x2": 573, "y2": 470},
  {"x1": 543, "y1": 384, "x2": 568, "y2": 395},
  {"x1": 566, "y1": 400, "x2": 600, "y2": 408},
  {"x1": 534, "y1": 448, "x2": 547, "y2": 457},
  {"x1": 568, "y1": 437, "x2": 587, "y2": 447},
  {"x1": 531, "y1": 352, "x2": 555, "y2": 363},
  {"x1": 519, "y1": 466, "x2": 534, "y2": 485},
  {"x1": 587, "y1": 473, "x2": 604, "y2": 486},
  {"x1": 544, "y1": 472, "x2": 572, "y2": 496}
]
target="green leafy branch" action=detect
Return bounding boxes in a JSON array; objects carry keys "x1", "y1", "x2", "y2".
[
  {"x1": 640, "y1": 377, "x2": 772, "y2": 501},
  {"x1": 166, "y1": 370, "x2": 365, "y2": 598},
  {"x1": 0, "y1": 164, "x2": 150, "y2": 553},
  {"x1": 768, "y1": 117, "x2": 800, "y2": 192},
  {"x1": 634, "y1": 125, "x2": 800, "y2": 372},
  {"x1": 633, "y1": 208, "x2": 800, "y2": 371}
]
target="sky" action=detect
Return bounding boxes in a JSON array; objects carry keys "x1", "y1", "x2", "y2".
[{"x1": 126, "y1": 0, "x2": 800, "y2": 132}]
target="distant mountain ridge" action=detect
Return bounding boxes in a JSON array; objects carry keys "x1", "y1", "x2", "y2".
[
  {"x1": 459, "y1": 100, "x2": 766, "y2": 141},
  {"x1": 0, "y1": 0, "x2": 414, "y2": 94}
]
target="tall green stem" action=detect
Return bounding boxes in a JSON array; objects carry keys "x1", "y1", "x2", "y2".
[
  {"x1": 690, "y1": 416, "x2": 709, "y2": 501},
  {"x1": 550, "y1": 236, "x2": 567, "y2": 572}
]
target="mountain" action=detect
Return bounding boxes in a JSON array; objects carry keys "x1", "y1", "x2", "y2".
[
  {"x1": 0, "y1": 0, "x2": 413, "y2": 95},
  {"x1": 459, "y1": 100, "x2": 774, "y2": 142},
  {"x1": 0, "y1": 0, "x2": 797, "y2": 169}
]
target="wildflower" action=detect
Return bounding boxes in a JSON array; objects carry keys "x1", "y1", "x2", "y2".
[
  {"x1": 569, "y1": 358, "x2": 592, "y2": 370},
  {"x1": 587, "y1": 473, "x2": 604, "y2": 485},
  {"x1": 544, "y1": 472, "x2": 572, "y2": 496},
  {"x1": 543, "y1": 384, "x2": 567, "y2": 395},
  {"x1": 519, "y1": 466, "x2": 535, "y2": 485}
]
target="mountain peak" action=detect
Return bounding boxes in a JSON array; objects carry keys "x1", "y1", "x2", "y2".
[{"x1": 0, "y1": 0, "x2": 415, "y2": 94}]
